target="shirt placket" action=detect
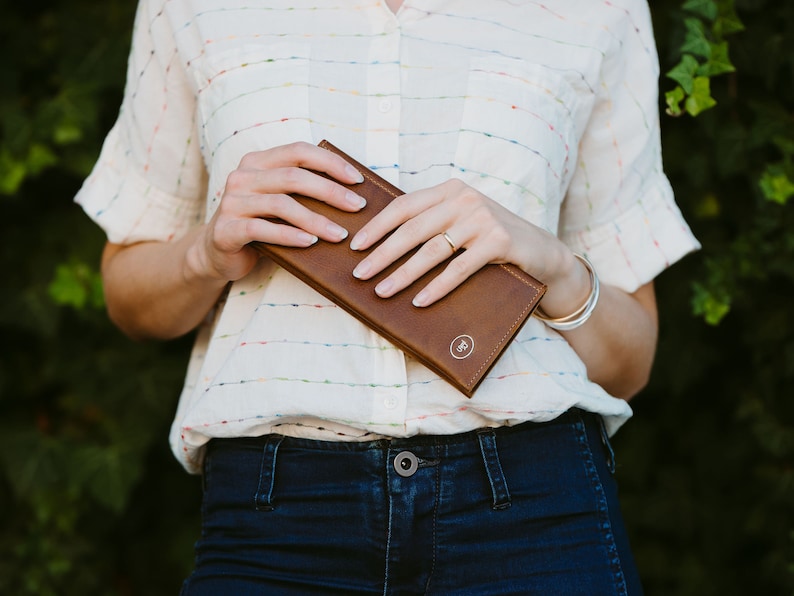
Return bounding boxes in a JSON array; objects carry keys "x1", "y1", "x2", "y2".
[
  {"x1": 363, "y1": 13, "x2": 408, "y2": 427},
  {"x1": 365, "y1": 16, "x2": 402, "y2": 186}
]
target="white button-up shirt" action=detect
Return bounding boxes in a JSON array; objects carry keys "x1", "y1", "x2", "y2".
[{"x1": 76, "y1": 0, "x2": 700, "y2": 473}]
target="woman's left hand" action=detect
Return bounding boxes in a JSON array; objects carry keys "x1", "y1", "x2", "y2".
[
  {"x1": 349, "y1": 178, "x2": 660, "y2": 400},
  {"x1": 349, "y1": 178, "x2": 568, "y2": 308}
]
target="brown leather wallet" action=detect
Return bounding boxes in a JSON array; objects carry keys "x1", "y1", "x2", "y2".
[{"x1": 250, "y1": 140, "x2": 546, "y2": 397}]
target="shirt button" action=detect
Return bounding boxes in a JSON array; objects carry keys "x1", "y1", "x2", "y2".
[
  {"x1": 378, "y1": 99, "x2": 393, "y2": 113},
  {"x1": 383, "y1": 395, "x2": 398, "y2": 409}
]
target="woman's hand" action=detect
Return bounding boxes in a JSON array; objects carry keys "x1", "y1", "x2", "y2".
[
  {"x1": 102, "y1": 141, "x2": 367, "y2": 340},
  {"x1": 189, "y1": 141, "x2": 367, "y2": 284},
  {"x1": 349, "y1": 178, "x2": 584, "y2": 311},
  {"x1": 347, "y1": 178, "x2": 659, "y2": 399}
]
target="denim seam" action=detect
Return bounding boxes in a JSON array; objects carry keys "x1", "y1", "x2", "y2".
[
  {"x1": 574, "y1": 416, "x2": 628, "y2": 596},
  {"x1": 423, "y1": 445, "x2": 442, "y2": 594},
  {"x1": 383, "y1": 450, "x2": 394, "y2": 596}
]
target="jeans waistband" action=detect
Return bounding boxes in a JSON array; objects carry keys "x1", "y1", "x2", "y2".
[{"x1": 206, "y1": 407, "x2": 597, "y2": 456}]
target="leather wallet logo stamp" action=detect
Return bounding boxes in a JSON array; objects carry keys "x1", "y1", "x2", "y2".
[{"x1": 450, "y1": 335, "x2": 475, "y2": 360}]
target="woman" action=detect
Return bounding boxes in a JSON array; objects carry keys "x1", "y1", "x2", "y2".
[{"x1": 76, "y1": 0, "x2": 699, "y2": 593}]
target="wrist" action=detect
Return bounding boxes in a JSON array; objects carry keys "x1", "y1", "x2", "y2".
[
  {"x1": 535, "y1": 252, "x2": 600, "y2": 331},
  {"x1": 182, "y1": 227, "x2": 229, "y2": 287}
]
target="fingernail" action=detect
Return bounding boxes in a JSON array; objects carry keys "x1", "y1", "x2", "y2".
[
  {"x1": 352, "y1": 260, "x2": 370, "y2": 279},
  {"x1": 346, "y1": 190, "x2": 366, "y2": 209},
  {"x1": 350, "y1": 231, "x2": 367, "y2": 251},
  {"x1": 346, "y1": 165, "x2": 365, "y2": 183},
  {"x1": 375, "y1": 279, "x2": 393, "y2": 296},
  {"x1": 298, "y1": 232, "x2": 319, "y2": 246},
  {"x1": 327, "y1": 223, "x2": 348, "y2": 241},
  {"x1": 412, "y1": 290, "x2": 429, "y2": 307}
]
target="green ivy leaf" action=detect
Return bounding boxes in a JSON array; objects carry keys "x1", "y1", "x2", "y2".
[
  {"x1": 681, "y1": 18, "x2": 712, "y2": 58},
  {"x1": 759, "y1": 166, "x2": 794, "y2": 205},
  {"x1": 715, "y1": 3, "x2": 746, "y2": 37},
  {"x1": 48, "y1": 261, "x2": 104, "y2": 310},
  {"x1": 665, "y1": 86, "x2": 686, "y2": 117},
  {"x1": 667, "y1": 54, "x2": 700, "y2": 94},
  {"x1": 49, "y1": 264, "x2": 89, "y2": 309},
  {"x1": 683, "y1": 0, "x2": 718, "y2": 21},
  {"x1": 696, "y1": 41, "x2": 735, "y2": 77},
  {"x1": 27, "y1": 144, "x2": 58, "y2": 175},
  {"x1": 691, "y1": 282, "x2": 731, "y2": 325},
  {"x1": 685, "y1": 76, "x2": 718, "y2": 116},
  {"x1": 53, "y1": 122, "x2": 83, "y2": 146},
  {"x1": 0, "y1": 145, "x2": 59, "y2": 196},
  {"x1": 0, "y1": 150, "x2": 27, "y2": 195}
]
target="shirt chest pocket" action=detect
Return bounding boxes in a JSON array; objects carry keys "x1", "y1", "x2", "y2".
[
  {"x1": 453, "y1": 57, "x2": 584, "y2": 234},
  {"x1": 192, "y1": 43, "x2": 312, "y2": 209}
]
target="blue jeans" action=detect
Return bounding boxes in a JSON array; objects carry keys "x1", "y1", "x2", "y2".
[{"x1": 181, "y1": 409, "x2": 643, "y2": 595}]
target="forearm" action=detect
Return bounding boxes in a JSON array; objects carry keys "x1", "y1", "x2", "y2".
[
  {"x1": 519, "y1": 247, "x2": 658, "y2": 400},
  {"x1": 554, "y1": 281, "x2": 658, "y2": 400},
  {"x1": 101, "y1": 228, "x2": 229, "y2": 341}
]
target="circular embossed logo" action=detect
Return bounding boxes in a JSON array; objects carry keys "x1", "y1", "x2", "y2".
[{"x1": 450, "y1": 335, "x2": 475, "y2": 360}]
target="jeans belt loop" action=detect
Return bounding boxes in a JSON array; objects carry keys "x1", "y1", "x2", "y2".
[
  {"x1": 254, "y1": 435, "x2": 284, "y2": 511},
  {"x1": 596, "y1": 415, "x2": 617, "y2": 475},
  {"x1": 476, "y1": 429, "x2": 512, "y2": 511}
]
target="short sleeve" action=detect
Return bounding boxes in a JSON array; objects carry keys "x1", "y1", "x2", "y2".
[
  {"x1": 74, "y1": 0, "x2": 206, "y2": 244},
  {"x1": 559, "y1": 0, "x2": 700, "y2": 292}
]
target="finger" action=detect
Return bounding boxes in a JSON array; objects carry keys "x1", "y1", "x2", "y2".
[
  {"x1": 239, "y1": 141, "x2": 366, "y2": 186},
  {"x1": 227, "y1": 165, "x2": 367, "y2": 213},
  {"x1": 257, "y1": 192, "x2": 352, "y2": 243},
  {"x1": 411, "y1": 244, "x2": 497, "y2": 308},
  {"x1": 349, "y1": 185, "x2": 447, "y2": 251},
  {"x1": 365, "y1": 232, "x2": 460, "y2": 298},
  {"x1": 245, "y1": 217, "x2": 321, "y2": 248},
  {"x1": 215, "y1": 192, "x2": 350, "y2": 247},
  {"x1": 351, "y1": 199, "x2": 454, "y2": 282},
  {"x1": 215, "y1": 216, "x2": 321, "y2": 252}
]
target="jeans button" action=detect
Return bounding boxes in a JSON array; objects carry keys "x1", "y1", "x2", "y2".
[{"x1": 393, "y1": 451, "x2": 419, "y2": 477}]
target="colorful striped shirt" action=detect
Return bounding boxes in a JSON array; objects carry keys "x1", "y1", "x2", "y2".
[{"x1": 75, "y1": 0, "x2": 700, "y2": 473}]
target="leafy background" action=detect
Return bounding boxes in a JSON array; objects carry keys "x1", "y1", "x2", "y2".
[{"x1": 0, "y1": 0, "x2": 791, "y2": 594}]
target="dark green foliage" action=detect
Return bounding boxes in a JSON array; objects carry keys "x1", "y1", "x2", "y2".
[
  {"x1": 0, "y1": 2, "x2": 201, "y2": 593},
  {"x1": 629, "y1": 1, "x2": 794, "y2": 593},
  {"x1": 0, "y1": 0, "x2": 791, "y2": 593}
]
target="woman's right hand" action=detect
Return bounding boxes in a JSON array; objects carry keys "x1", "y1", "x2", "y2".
[
  {"x1": 190, "y1": 141, "x2": 367, "y2": 284},
  {"x1": 101, "y1": 141, "x2": 366, "y2": 340}
]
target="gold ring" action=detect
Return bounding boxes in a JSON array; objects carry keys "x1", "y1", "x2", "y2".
[{"x1": 442, "y1": 232, "x2": 457, "y2": 253}]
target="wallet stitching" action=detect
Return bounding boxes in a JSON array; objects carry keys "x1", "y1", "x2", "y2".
[
  {"x1": 321, "y1": 139, "x2": 402, "y2": 199},
  {"x1": 464, "y1": 280, "x2": 544, "y2": 389},
  {"x1": 466, "y1": 305, "x2": 531, "y2": 389},
  {"x1": 498, "y1": 263, "x2": 545, "y2": 292},
  {"x1": 361, "y1": 170, "x2": 401, "y2": 199}
]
